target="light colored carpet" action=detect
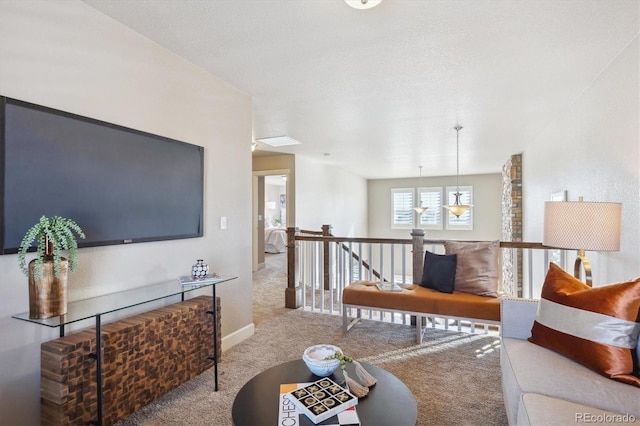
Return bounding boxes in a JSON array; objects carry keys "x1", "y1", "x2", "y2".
[{"x1": 117, "y1": 253, "x2": 507, "y2": 425}]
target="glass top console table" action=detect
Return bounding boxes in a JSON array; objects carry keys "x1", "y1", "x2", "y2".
[{"x1": 13, "y1": 275, "x2": 237, "y2": 426}]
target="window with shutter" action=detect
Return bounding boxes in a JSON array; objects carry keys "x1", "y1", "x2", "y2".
[
  {"x1": 391, "y1": 188, "x2": 414, "y2": 228},
  {"x1": 418, "y1": 187, "x2": 443, "y2": 230}
]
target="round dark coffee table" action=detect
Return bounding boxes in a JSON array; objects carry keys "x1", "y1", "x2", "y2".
[{"x1": 232, "y1": 359, "x2": 417, "y2": 425}]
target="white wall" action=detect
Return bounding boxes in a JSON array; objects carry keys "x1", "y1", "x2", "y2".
[
  {"x1": 368, "y1": 173, "x2": 503, "y2": 241},
  {"x1": 523, "y1": 35, "x2": 639, "y2": 295},
  {"x1": 0, "y1": 1, "x2": 253, "y2": 424},
  {"x1": 295, "y1": 156, "x2": 368, "y2": 237}
]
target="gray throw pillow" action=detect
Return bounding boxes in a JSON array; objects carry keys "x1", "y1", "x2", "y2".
[{"x1": 443, "y1": 240, "x2": 500, "y2": 297}]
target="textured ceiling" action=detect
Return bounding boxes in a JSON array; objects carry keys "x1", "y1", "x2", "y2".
[{"x1": 83, "y1": 0, "x2": 639, "y2": 179}]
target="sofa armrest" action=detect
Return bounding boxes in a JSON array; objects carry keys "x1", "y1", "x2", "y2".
[{"x1": 500, "y1": 298, "x2": 539, "y2": 340}]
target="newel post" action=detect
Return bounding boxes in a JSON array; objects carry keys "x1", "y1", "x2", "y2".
[
  {"x1": 411, "y1": 229, "x2": 425, "y2": 284},
  {"x1": 322, "y1": 224, "x2": 332, "y2": 291},
  {"x1": 286, "y1": 226, "x2": 301, "y2": 308}
]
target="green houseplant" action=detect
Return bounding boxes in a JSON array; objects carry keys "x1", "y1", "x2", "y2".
[
  {"x1": 19, "y1": 215, "x2": 85, "y2": 279},
  {"x1": 18, "y1": 216, "x2": 85, "y2": 318}
]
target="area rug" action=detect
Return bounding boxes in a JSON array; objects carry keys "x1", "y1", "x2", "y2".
[
  {"x1": 116, "y1": 313, "x2": 506, "y2": 425},
  {"x1": 116, "y1": 254, "x2": 507, "y2": 425}
]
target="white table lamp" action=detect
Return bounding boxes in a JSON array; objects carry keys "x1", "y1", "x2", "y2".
[{"x1": 543, "y1": 197, "x2": 622, "y2": 286}]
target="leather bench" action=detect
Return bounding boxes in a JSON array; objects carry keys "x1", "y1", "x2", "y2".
[{"x1": 342, "y1": 280, "x2": 501, "y2": 343}]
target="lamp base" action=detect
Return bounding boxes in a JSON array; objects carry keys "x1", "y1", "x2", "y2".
[{"x1": 573, "y1": 250, "x2": 592, "y2": 287}]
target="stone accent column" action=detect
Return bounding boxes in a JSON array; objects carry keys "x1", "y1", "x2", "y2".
[{"x1": 501, "y1": 154, "x2": 523, "y2": 296}]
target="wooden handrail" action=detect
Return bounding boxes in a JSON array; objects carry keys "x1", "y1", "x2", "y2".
[
  {"x1": 294, "y1": 235, "x2": 550, "y2": 250},
  {"x1": 298, "y1": 229, "x2": 324, "y2": 236},
  {"x1": 295, "y1": 235, "x2": 412, "y2": 244}
]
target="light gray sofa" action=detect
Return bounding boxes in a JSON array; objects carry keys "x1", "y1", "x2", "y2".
[{"x1": 500, "y1": 298, "x2": 640, "y2": 425}]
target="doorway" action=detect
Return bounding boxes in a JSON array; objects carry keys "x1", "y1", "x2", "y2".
[
  {"x1": 252, "y1": 169, "x2": 291, "y2": 271},
  {"x1": 264, "y1": 175, "x2": 287, "y2": 228}
]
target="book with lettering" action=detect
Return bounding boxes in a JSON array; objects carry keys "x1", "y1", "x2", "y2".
[{"x1": 279, "y1": 379, "x2": 360, "y2": 425}]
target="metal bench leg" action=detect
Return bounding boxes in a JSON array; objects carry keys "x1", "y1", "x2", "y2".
[
  {"x1": 343, "y1": 306, "x2": 365, "y2": 335},
  {"x1": 343, "y1": 304, "x2": 348, "y2": 334},
  {"x1": 416, "y1": 315, "x2": 424, "y2": 344}
]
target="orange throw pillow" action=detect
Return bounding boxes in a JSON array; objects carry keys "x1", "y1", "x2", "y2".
[{"x1": 529, "y1": 263, "x2": 640, "y2": 387}]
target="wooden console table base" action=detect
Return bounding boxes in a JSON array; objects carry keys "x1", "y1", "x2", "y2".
[{"x1": 40, "y1": 296, "x2": 220, "y2": 426}]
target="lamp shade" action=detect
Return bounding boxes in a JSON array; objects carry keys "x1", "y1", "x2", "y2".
[
  {"x1": 413, "y1": 206, "x2": 427, "y2": 215},
  {"x1": 265, "y1": 201, "x2": 277, "y2": 210},
  {"x1": 543, "y1": 201, "x2": 622, "y2": 251},
  {"x1": 444, "y1": 204, "x2": 471, "y2": 218}
]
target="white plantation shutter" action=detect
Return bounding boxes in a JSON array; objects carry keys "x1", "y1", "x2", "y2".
[
  {"x1": 446, "y1": 186, "x2": 473, "y2": 230},
  {"x1": 418, "y1": 187, "x2": 443, "y2": 230},
  {"x1": 391, "y1": 188, "x2": 414, "y2": 228}
]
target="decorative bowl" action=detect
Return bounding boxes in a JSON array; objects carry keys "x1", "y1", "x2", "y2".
[{"x1": 302, "y1": 344, "x2": 342, "y2": 377}]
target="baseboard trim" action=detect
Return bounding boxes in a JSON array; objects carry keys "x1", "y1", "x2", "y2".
[{"x1": 221, "y1": 322, "x2": 255, "y2": 352}]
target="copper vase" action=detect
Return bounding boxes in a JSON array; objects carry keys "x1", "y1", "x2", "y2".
[{"x1": 28, "y1": 257, "x2": 68, "y2": 319}]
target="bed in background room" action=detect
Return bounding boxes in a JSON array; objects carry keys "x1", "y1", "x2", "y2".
[{"x1": 265, "y1": 227, "x2": 287, "y2": 253}]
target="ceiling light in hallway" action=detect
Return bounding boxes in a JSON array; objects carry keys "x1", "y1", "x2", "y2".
[
  {"x1": 345, "y1": 0, "x2": 382, "y2": 10},
  {"x1": 443, "y1": 126, "x2": 472, "y2": 218},
  {"x1": 413, "y1": 166, "x2": 427, "y2": 215}
]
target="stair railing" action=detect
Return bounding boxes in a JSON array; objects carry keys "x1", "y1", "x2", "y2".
[{"x1": 286, "y1": 226, "x2": 564, "y2": 321}]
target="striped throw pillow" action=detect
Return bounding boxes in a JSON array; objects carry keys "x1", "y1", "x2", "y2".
[{"x1": 529, "y1": 263, "x2": 640, "y2": 387}]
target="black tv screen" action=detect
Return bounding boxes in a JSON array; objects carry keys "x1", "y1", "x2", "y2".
[{"x1": 1, "y1": 97, "x2": 204, "y2": 254}]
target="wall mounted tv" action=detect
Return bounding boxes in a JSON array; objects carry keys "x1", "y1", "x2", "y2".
[{"x1": 1, "y1": 96, "x2": 204, "y2": 254}]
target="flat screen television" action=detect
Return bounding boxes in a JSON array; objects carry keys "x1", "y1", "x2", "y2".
[{"x1": 1, "y1": 96, "x2": 204, "y2": 254}]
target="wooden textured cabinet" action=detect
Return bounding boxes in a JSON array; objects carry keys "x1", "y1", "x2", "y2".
[
  {"x1": 13, "y1": 276, "x2": 236, "y2": 426},
  {"x1": 41, "y1": 296, "x2": 218, "y2": 425}
]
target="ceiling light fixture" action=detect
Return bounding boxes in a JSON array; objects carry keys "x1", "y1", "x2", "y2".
[
  {"x1": 413, "y1": 166, "x2": 427, "y2": 215},
  {"x1": 345, "y1": 0, "x2": 382, "y2": 10},
  {"x1": 255, "y1": 136, "x2": 302, "y2": 147},
  {"x1": 443, "y1": 125, "x2": 472, "y2": 218}
]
